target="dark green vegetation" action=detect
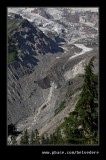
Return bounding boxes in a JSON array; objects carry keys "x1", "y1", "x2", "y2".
[
  {"x1": 10, "y1": 57, "x2": 98, "y2": 145},
  {"x1": 8, "y1": 36, "x2": 20, "y2": 63},
  {"x1": 57, "y1": 57, "x2": 98, "y2": 144},
  {"x1": 58, "y1": 56, "x2": 98, "y2": 144},
  {"x1": 10, "y1": 129, "x2": 65, "y2": 145},
  {"x1": 20, "y1": 129, "x2": 30, "y2": 144},
  {"x1": 54, "y1": 100, "x2": 66, "y2": 116},
  {"x1": 8, "y1": 17, "x2": 21, "y2": 34},
  {"x1": 8, "y1": 52, "x2": 16, "y2": 63},
  {"x1": 8, "y1": 17, "x2": 21, "y2": 64}
]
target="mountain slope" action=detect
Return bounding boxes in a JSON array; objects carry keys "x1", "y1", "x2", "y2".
[{"x1": 7, "y1": 8, "x2": 99, "y2": 144}]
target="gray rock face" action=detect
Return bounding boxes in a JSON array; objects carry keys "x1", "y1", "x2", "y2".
[{"x1": 16, "y1": 19, "x2": 63, "y2": 54}]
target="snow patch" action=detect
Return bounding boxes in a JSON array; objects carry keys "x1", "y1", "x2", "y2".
[
  {"x1": 69, "y1": 44, "x2": 92, "y2": 60},
  {"x1": 64, "y1": 59, "x2": 86, "y2": 80},
  {"x1": 71, "y1": 7, "x2": 98, "y2": 12},
  {"x1": 63, "y1": 44, "x2": 92, "y2": 70}
]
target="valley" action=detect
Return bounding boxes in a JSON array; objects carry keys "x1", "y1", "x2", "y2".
[{"x1": 7, "y1": 7, "x2": 99, "y2": 145}]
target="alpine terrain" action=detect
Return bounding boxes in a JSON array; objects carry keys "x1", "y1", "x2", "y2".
[{"x1": 7, "y1": 7, "x2": 99, "y2": 145}]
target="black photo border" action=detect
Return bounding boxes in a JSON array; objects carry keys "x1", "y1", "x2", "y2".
[{"x1": 0, "y1": 0, "x2": 105, "y2": 159}]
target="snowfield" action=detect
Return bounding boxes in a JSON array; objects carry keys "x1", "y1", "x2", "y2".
[
  {"x1": 69, "y1": 43, "x2": 93, "y2": 60},
  {"x1": 63, "y1": 44, "x2": 93, "y2": 69},
  {"x1": 63, "y1": 44, "x2": 93, "y2": 81},
  {"x1": 8, "y1": 7, "x2": 98, "y2": 38},
  {"x1": 64, "y1": 59, "x2": 86, "y2": 80},
  {"x1": 67, "y1": 44, "x2": 92, "y2": 61}
]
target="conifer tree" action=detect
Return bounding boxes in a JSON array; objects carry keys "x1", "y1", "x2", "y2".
[
  {"x1": 77, "y1": 56, "x2": 98, "y2": 143},
  {"x1": 45, "y1": 135, "x2": 50, "y2": 144},
  {"x1": 49, "y1": 134, "x2": 54, "y2": 144},
  {"x1": 30, "y1": 131, "x2": 36, "y2": 144},
  {"x1": 11, "y1": 135, "x2": 17, "y2": 145},
  {"x1": 64, "y1": 57, "x2": 98, "y2": 144},
  {"x1": 55, "y1": 130, "x2": 65, "y2": 144},
  {"x1": 41, "y1": 134, "x2": 47, "y2": 144},
  {"x1": 34, "y1": 129, "x2": 40, "y2": 144},
  {"x1": 20, "y1": 129, "x2": 30, "y2": 144}
]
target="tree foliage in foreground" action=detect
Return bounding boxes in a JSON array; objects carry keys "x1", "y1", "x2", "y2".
[
  {"x1": 20, "y1": 129, "x2": 30, "y2": 144},
  {"x1": 63, "y1": 56, "x2": 98, "y2": 144}
]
